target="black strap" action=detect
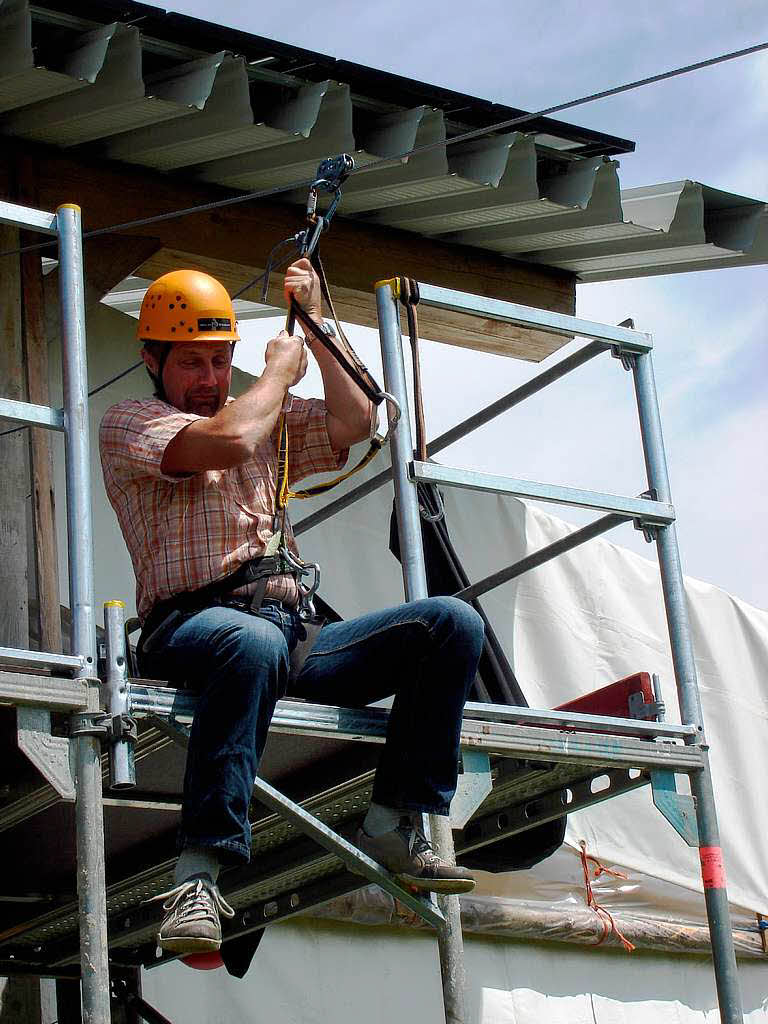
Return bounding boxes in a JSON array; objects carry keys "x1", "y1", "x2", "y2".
[
  {"x1": 289, "y1": 298, "x2": 383, "y2": 405},
  {"x1": 141, "y1": 554, "x2": 286, "y2": 646},
  {"x1": 398, "y1": 277, "x2": 426, "y2": 461}
]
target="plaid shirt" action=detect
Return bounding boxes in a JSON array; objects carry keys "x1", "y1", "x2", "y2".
[{"x1": 99, "y1": 396, "x2": 347, "y2": 622}]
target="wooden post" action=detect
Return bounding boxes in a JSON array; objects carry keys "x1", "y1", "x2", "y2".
[
  {"x1": 21, "y1": 241, "x2": 62, "y2": 653},
  {"x1": 0, "y1": 225, "x2": 42, "y2": 1024},
  {"x1": 0, "y1": 224, "x2": 29, "y2": 652}
]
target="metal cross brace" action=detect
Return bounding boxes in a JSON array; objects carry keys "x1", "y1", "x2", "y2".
[{"x1": 150, "y1": 715, "x2": 444, "y2": 929}]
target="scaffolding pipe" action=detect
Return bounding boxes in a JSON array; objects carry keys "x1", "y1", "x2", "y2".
[
  {"x1": 454, "y1": 513, "x2": 625, "y2": 602},
  {"x1": 294, "y1": 340, "x2": 607, "y2": 537},
  {"x1": 58, "y1": 204, "x2": 110, "y2": 1024},
  {"x1": 104, "y1": 600, "x2": 136, "y2": 789},
  {"x1": 631, "y1": 349, "x2": 744, "y2": 1024},
  {"x1": 376, "y1": 280, "x2": 467, "y2": 1024}
]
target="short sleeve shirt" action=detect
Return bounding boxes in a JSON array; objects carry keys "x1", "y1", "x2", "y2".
[{"x1": 99, "y1": 395, "x2": 347, "y2": 621}]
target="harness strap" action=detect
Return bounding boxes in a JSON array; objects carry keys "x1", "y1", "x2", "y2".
[
  {"x1": 398, "y1": 277, "x2": 427, "y2": 461},
  {"x1": 398, "y1": 276, "x2": 444, "y2": 524},
  {"x1": 140, "y1": 554, "x2": 288, "y2": 653},
  {"x1": 276, "y1": 250, "x2": 392, "y2": 507},
  {"x1": 289, "y1": 297, "x2": 383, "y2": 406}
]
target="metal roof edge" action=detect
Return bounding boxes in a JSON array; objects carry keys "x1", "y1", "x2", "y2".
[{"x1": 30, "y1": 0, "x2": 637, "y2": 156}]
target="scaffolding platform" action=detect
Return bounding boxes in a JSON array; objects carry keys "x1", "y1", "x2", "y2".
[
  {"x1": 0, "y1": 674, "x2": 701, "y2": 977},
  {"x1": 0, "y1": 198, "x2": 745, "y2": 1024}
]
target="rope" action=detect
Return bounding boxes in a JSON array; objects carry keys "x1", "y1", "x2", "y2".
[
  {"x1": 1, "y1": 39, "x2": 765, "y2": 260},
  {"x1": 579, "y1": 840, "x2": 636, "y2": 953}
]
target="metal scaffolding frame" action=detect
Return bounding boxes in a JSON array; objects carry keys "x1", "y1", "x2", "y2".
[
  {"x1": 0, "y1": 199, "x2": 109, "y2": 1023},
  {"x1": 373, "y1": 276, "x2": 744, "y2": 1024},
  {"x1": 0, "y1": 197, "x2": 744, "y2": 1024}
]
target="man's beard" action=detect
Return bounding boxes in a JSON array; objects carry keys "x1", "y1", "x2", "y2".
[{"x1": 183, "y1": 390, "x2": 222, "y2": 416}]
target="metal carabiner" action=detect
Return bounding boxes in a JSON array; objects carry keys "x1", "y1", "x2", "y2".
[
  {"x1": 279, "y1": 544, "x2": 321, "y2": 619},
  {"x1": 377, "y1": 391, "x2": 402, "y2": 434}
]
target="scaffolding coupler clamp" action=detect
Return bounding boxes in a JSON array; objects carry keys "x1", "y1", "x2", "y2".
[
  {"x1": 609, "y1": 319, "x2": 638, "y2": 370},
  {"x1": 300, "y1": 153, "x2": 355, "y2": 257},
  {"x1": 632, "y1": 489, "x2": 662, "y2": 542},
  {"x1": 69, "y1": 710, "x2": 138, "y2": 742}
]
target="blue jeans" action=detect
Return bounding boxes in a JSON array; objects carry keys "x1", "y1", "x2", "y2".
[{"x1": 140, "y1": 596, "x2": 484, "y2": 864}]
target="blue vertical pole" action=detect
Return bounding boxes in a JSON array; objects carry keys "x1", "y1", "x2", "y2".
[
  {"x1": 57, "y1": 204, "x2": 110, "y2": 1024},
  {"x1": 376, "y1": 279, "x2": 467, "y2": 1024},
  {"x1": 632, "y1": 349, "x2": 743, "y2": 1024}
]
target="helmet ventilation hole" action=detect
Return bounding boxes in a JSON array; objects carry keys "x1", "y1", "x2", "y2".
[
  {"x1": 181, "y1": 303, "x2": 187, "y2": 309},
  {"x1": 169, "y1": 303, "x2": 175, "y2": 309},
  {"x1": 188, "y1": 327, "x2": 194, "y2": 333}
]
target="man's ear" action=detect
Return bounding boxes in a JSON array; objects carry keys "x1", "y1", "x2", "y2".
[{"x1": 141, "y1": 347, "x2": 159, "y2": 376}]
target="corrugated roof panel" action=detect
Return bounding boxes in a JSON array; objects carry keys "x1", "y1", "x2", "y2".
[
  {"x1": 486, "y1": 221, "x2": 652, "y2": 254},
  {"x1": 1, "y1": 23, "x2": 195, "y2": 146},
  {"x1": 307, "y1": 107, "x2": 450, "y2": 214},
  {"x1": 564, "y1": 205, "x2": 768, "y2": 281},
  {"x1": 0, "y1": 0, "x2": 762, "y2": 285},
  {"x1": 192, "y1": 80, "x2": 355, "y2": 190},
  {"x1": 0, "y1": 0, "x2": 88, "y2": 113},
  {"x1": 438, "y1": 158, "x2": 621, "y2": 248},
  {"x1": 365, "y1": 148, "x2": 608, "y2": 239},
  {"x1": 108, "y1": 75, "x2": 337, "y2": 172},
  {"x1": 342, "y1": 173, "x2": 485, "y2": 212},
  {"x1": 338, "y1": 112, "x2": 523, "y2": 216},
  {"x1": 516, "y1": 182, "x2": 767, "y2": 280},
  {"x1": 554, "y1": 242, "x2": 743, "y2": 276},
  {"x1": 103, "y1": 53, "x2": 253, "y2": 169}
]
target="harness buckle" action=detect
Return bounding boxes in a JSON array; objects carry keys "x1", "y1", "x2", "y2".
[{"x1": 279, "y1": 545, "x2": 321, "y2": 620}]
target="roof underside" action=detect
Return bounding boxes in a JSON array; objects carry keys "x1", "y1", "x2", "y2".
[{"x1": 0, "y1": 0, "x2": 765, "y2": 282}]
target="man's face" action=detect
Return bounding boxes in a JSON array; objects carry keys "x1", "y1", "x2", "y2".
[{"x1": 144, "y1": 342, "x2": 233, "y2": 416}]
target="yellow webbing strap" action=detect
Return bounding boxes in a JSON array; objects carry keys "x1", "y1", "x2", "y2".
[
  {"x1": 286, "y1": 436, "x2": 384, "y2": 500},
  {"x1": 275, "y1": 409, "x2": 384, "y2": 507}
]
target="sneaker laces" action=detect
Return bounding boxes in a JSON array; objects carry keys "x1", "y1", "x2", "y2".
[
  {"x1": 148, "y1": 878, "x2": 235, "y2": 925},
  {"x1": 395, "y1": 817, "x2": 443, "y2": 866}
]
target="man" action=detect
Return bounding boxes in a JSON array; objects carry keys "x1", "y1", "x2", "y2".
[{"x1": 100, "y1": 260, "x2": 484, "y2": 955}]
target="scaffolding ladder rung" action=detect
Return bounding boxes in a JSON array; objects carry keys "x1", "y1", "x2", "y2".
[{"x1": 410, "y1": 460, "x2": 675, "y2": 524}]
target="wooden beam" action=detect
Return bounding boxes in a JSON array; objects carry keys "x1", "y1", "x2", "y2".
[
  {"x1": 13, "y1": 153, "x2": 63, "y2": 654},
  {"x1": 0, "y1": 223, "x2": 29, "y2": 650},
  {"x1": 139, "y1": 248, "x2": 564, "y2": 361},
  {"x1": 82, "y1": 233, "x2": 163, "y2": 303},
  {"x1": 7, "y1": 140, "x2": 576, "y2": 361},
  {"x1": 21, "y1": 240, "x2": 62, "y2": 653}
]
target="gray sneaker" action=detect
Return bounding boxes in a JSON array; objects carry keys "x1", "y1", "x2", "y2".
[
  {"x1": 356, "y1": 817, "x2": 476, "y2": 895},
  {"x1": 150, "y1": 876, "x2": 235, "y2": 954}
]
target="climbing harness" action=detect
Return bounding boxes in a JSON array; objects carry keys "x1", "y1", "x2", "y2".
[
  {"x1": 267, "y1": 154, "x2": 402, "y2": 617},
  {"x1": 140, "y1": 155, "x2": 402, "y2": 634}
]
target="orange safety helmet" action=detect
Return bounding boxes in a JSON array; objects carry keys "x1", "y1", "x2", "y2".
[{"x1": 137, "y1": 269, "x2": 240, "y2": 344}]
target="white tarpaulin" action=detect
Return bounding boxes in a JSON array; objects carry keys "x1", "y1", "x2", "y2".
[
  {"x1": 63, "y1": 304, "x2": 768, "y2": 1019},
  {"x1": 292, "y1": 451, "x2": 768, "y2": 930}
]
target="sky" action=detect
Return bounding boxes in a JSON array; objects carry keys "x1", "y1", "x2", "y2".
[{"x1": 163, "y1": 0, "x2": 768, "y2": 608}]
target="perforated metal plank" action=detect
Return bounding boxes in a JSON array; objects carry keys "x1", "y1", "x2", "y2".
[
  {"x1": 0, "y1": 743, "x2": 679, "y2": 968},
  {"x1": 0, "y1": 670, "x2": 88, "y2": 711}
]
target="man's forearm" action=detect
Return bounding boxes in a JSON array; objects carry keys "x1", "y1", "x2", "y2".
[
  {"x1": 306, "y1": 320, "x2": 374, "y2": 448},
  {"x1": 161, "y1": 367, "x2": 290, "y2": 474}
]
